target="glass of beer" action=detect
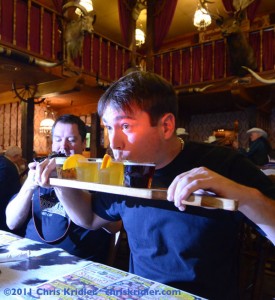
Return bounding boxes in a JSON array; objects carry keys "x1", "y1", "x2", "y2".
[
  {"x1": 55, "y1": 157, "x2": 67, "y2": 179},
  {"x1": 98, "y1": 160, "x2": 124, "y2": 186},
  {"x1": 76, "y1": 158, "x2": 102, "y2": 182},
  {"x1": 123, "y1": 162, "x2": 155, "y2": 188}
]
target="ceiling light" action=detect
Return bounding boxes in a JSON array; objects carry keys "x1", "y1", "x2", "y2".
[
  {"x1": 39, "y1": 105, "x2": 55, "y2": 136},
  {"x1": 75, "y1": 0, "x2": 94, "y2": 16},
  {"x1": 135, "y1": 28, "x2": 145, "y2": 47},
  {"x1": 40, "y1": 118, "x2": 54, "y2": 136},
  {"x1": 79, "y1": 0, "x2": 93, "y2": 11},
  {"x1": 75, "y1": 0, "x2": 93, "y2": 15},
  {"x1": 193, "y1": 3, "x2": 211, "y2": 31}
]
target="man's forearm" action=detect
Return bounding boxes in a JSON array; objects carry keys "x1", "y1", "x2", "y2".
[
  {"x1": 6, "y1": 180, "x2": 34, "y2": 229},
  {"x1": 54, "y1": 187, "x2": 95, "y2": 228},
  {"x1": 238, "y1": 187, "x2": 275, "y2": 246}
]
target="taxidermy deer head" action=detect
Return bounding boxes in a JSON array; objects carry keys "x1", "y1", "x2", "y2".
[{"x1": 200, "y1": 0, "x2": 257, "y2": 77}]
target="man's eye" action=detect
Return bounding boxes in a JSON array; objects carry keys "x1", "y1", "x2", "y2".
[
  {"x1": 68, "y1": 138, "x2": 76, "y2": 143},
  {"x1": 122, "y1": 124, "x2": 129, "y2": 130}
]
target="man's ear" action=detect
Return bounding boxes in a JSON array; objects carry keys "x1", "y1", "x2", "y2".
[{"x1": 160, "y1": 113, "x2": 175, "y2": 138}]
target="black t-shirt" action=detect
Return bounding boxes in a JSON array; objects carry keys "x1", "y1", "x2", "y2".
[
  {"x1": 93, "y1": 141, "x2": 275, "y2": 300},
  {"x1": 0, "y1": 156, "x2": 21, "y2": 231}
]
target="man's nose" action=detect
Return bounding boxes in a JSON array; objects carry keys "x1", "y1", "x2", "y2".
[
  {"x1": 109, "y1": 131, "x2": 124, "y2": 150},
  {"x1": 59, "y1": 139, "x2": 70, "y2": 150}
]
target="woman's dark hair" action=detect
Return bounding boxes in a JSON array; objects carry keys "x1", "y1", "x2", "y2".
[
  {"x1": 52, "y1": 114, "x2": 87, "y2": 141},
  {"x1": 98, "y1": 71, "x2": 178, "y2": 126}
]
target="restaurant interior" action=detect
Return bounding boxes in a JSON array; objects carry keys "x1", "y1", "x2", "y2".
[{"x1": 0, "y1": 0, "x2": 275, "y2": 299}]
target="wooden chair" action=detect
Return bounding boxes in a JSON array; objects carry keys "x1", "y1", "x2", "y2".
[
  {"x1": 106, "y1": 227, "x2": 123, "y2": 266},
  {"x1": 239, "y1": 224, "x2": 275, "y2": 299}
]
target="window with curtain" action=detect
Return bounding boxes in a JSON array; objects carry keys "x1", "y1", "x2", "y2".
[
  {"x1": 203, "y1": 43, "x2": 213, "y2": 82},
  {"x1": 182, "y1": 48, "x2": 191, "y2": 85},
  {"x1": 192, "y1": 46, "x2": 202, "y2": 83},
  {"x1": 92, "y1": 35, "x2": 100, "y2": 74},
  {"x1": 116, "y1": 48, "x2": 123, "y2": 79},
  {"x1": 16, "y1": 0, "x2": 28, "y2": 49},
  {"x1": 1, "y1": 0, "x2": 13, "y2": 43},
  {"x1": 172, "y1": 51, "x2": 181, "y2": 86},
  {"x1": 162, "y1": 53, "x2": 171, "y2": 82},
  {"x1": 83, "y1": 35, "x2": 92, "y2": 72},
  {"x1": 262, "y1": 28, "x2": 274, "y2": 71},
  {"x1": 249, "y1": 31, "x2": 261, "y2": 72},
  {"x1": 30, "y1": 4, "x2": 41, "y2": 53},
  {"x1": 214, "y1": 40, "x2": 226, "y2": 79},
  {"x1": 153, "y1": 55, "x2": 162, "y2": 76},
  {"x1": 101, "y1": 40, "x2": 108, "y2": 78},
  {"x1": 42, "y1": 10, "x2": 54, "y2": 59},
  {"x1": 109, "y1": 43, "x2": 116, "y2": 81}
]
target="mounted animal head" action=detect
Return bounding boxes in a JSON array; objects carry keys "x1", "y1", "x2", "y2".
[
  {"x1": 199, "y1": 0, "x2": 257, "y2": 77},
  {"x1": 62, "y1": 2, "x2": 96, "y2": 64},
  {"x1": 132, "y1": 0, "x2": 147, "y2": 21}
]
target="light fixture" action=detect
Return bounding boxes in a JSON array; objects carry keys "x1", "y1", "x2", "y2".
[
  {"x1": 75, "y1": 0, "x2": 93, "y2": 15},
  {"x1": 79, "y1": 0, "x2": 93, "y2": 11},
  {"x1": 39, "y1": 105, "x2": 55, "y2": 136},
  {"x1": 193, "y1": 3, "x2": 211, "y2": 31},
  {"x1": 135, "y1": 28, "x2": 145, "y2": 47}
]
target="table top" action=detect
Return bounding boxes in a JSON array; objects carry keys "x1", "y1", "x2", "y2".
[
  {"x1": 0, "y1": 231, "x2": 90, "y2": 298},
  {"x1": 0, "y1": 231, "x2": 206, "y2": 300}
]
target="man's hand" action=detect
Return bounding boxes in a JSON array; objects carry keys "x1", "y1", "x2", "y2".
[
  {"x1": 24, "y1": 161, "x2": 39, "y2": 191},
  {"x1": 167, "y1": 167, "x2": 242, "y2": 211},
  {"x1": 32, "y1": 158, "x2": 56, "y2": 188}
]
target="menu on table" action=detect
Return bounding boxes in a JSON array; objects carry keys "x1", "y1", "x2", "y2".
[{"x1": 21, "y1": 261, "x2": 206, "y2": 300}]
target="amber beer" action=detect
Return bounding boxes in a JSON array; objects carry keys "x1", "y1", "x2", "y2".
[
  {"x1": 55, "y1": 157, "x2": 67, "y2": 178},
  {"x1": 76, "y1": 158, "x2": 102, "y2": 182},
  {"x1": 123, "y1": 162, "x2": 155, "y2": 188},
  {"x1": 98, "y1": 161, "x2": 124, "y2": 186}
]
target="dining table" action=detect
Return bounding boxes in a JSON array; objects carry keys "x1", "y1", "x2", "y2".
[{"x1": 0, "y1": 230, "x2": 206, "y2": 300}]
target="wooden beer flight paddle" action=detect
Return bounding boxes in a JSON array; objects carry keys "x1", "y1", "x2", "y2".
[{"x1": 50, "y1": 178, "x2": 238, "y2": 211}]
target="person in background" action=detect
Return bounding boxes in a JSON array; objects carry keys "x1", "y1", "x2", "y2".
[
  {"x1": 4, "y1": 146, "x2": 24, "y2": 174},
  {"x1": 5, "y1": 145, "x2": 28, "y2": 183},
  {"x1": 233, "y1": 127, "x2": 272, "y2": 166},
  {"x1": 204, "y1": 135, "x2": 217, "y2": 144},
  {"x1": 6, "y1": 114, "x2": 121, "y2": 263},
  {"x1": 23, "y1": 73, "x2": 275, "y2": 300},
  {"x1": 176, "y1": 127, "x2": 189, "y2": 142},
  {"x1": 0, "y1": 146, "x2": 22, "y2": 231}
]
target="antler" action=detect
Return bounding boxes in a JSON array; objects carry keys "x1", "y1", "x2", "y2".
[
  {"x1": 232, "y1": 0, "x2": 256, "y2": 12},
  {"x1": 200, "y1": 0, "x2": 255, "y2": 13},
  {"x1": 62, "y1": 1, "x2": 89, "y2": 17},
  {"x1": 199, "y1": 0, "x2": 256, "y2": 22},
  {"x1": 199, "y1": 0, "x2": 224, "y2": 23}
]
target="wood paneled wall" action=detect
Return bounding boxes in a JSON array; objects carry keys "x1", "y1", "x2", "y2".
[{"x1": 0, "y1": 102, "x2": 21, "y2": 151}]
